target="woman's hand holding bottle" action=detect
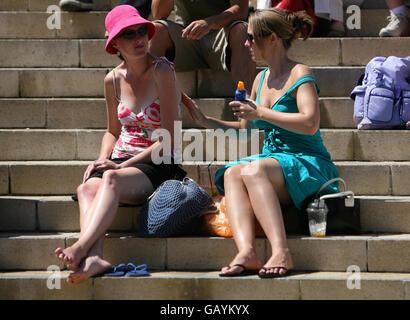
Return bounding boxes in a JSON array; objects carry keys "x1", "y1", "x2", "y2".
[{"x1": 229, "y1": 99, "x2": 261, "y2": 120}]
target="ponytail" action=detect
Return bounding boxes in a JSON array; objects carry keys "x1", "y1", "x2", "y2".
[
  {"x1": 285, "y1": 10, "x2": 314, "y2": 42},
  {"x1": 249, "y1": 8, "x2": 314, "y2": 50}
]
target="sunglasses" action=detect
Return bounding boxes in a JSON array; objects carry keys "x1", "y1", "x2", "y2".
[{"x1": 116, "y1": 26, "x2": 148, "y2": 40}]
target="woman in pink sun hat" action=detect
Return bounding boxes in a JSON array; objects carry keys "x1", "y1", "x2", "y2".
[{"x1": 55, "y1": 5, "x2": 186, "y2": 284}]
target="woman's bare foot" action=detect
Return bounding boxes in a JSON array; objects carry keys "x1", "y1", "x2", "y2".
[
  {"x1": 220, "y1": 249, "x2": 263, "y2": 276},
  {"x1": 55, "y1": 243, "x2": 87, "y2": 269},
  {"x1": 67, "y1": 263, "x2": 81, "y2": 272},
  {"x1": 67, "y1": 256, "x2": 111, "y2": 285},
  {"x1": 259, "y1": 248, "x2": 294, "y2": 276}
]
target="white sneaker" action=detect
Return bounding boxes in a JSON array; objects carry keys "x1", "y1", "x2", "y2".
[
  {"x1": 379, "y1": 13, "x2": 409, "y2": 37},
  {"x1": 59, "y1": 0, "x2": 93, "y2": 12}
]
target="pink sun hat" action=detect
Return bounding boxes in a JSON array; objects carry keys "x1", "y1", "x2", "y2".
[{"x1": 105, "y1": 5, "x2": 156, "y2": 55}]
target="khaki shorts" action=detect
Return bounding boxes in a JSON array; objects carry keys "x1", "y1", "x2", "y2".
[{"x1": 154, "y1": 19, "x2": 247, "y2": 72}]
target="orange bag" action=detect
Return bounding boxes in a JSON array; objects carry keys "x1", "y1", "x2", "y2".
[
  {"x1": 202, "y1": 196, "x2": 265, "y2": 238},
  {"x1": 199, "y1": 164, "x2": 265, "y2": 237},
  {"x1": 202, "y1": 196, "x2": 233, "y2": 238}
]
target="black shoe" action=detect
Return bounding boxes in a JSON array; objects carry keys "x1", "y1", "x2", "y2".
[{"x1": 59, "y1": 0, "x2": 93, "y2": 11}]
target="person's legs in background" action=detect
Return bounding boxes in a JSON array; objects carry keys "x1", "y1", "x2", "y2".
[
  {"x1": 120, "y1": 0, "x2": 152, "y2": 18},
  {"x1": 148, "y1": 22, "x2": 175, "y2": 60},
  {"x1": 227, "y1": 22, "x2": 256, "y2": 93},
  {"x1": 314, "y1": 0, "x2": 345, "y2": 37},
  {"x1": 59, "y1": 0, "x2": 93, "y2": 11},
  {"x1": 379, "y1": 0, "x2": 409, "y2": 36},
  {"x1": 59, "y1": 0, "x2": 152, "y2": 16},
  {"x1": 328, "y1": 0, "x2": 345, "y2": 36}
]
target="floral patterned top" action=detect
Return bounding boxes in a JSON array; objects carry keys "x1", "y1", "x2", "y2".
[{"x1": 111, "y1": 57, "x2": 180, "y2": 159}]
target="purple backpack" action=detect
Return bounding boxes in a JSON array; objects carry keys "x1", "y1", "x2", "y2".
[{"x1": 350, "y1": 56, "x2": 410, "y2": 129}]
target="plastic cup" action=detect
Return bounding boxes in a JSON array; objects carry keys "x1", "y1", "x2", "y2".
[{"x1": 306, "y1": 201, "x2": 328, "y2": 237}]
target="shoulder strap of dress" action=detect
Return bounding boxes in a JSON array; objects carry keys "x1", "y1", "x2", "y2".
[
  {"x1": 154, "y1": 56, "x2": 176, "y2": 80},
  {"x1": 287, "y1": 75, "x2": 320, "y2": 95},
  {"x1": 256, "y1": 68, "x2": 268, "y2": 104},
  {"x1": 112, "y1": 69, "x2": 121, "y2": 102}
]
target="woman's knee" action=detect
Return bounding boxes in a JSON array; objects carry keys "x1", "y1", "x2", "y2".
[
  {"x1": 101, "y1": 169, "x2": 120, "y2": 187},
  {"x1": 241, "y1": 161, "x2": 265, "y2": 179},
  {"x1": 77, "y1": 180, "x2": 99, "y2": 200},
  {"x1": 224, "y1": 165, "x2": 246, "y2": 182},
  {"x1": 241, "y1": 160, "x2": 281, "y2": 184}
]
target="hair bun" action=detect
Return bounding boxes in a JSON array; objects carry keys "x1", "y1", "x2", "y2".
[
  {"x1": 285, "y1": 10, "x2": 313, "y2": 41},
  {"x1": 248, "y1": 8, "x2": 314, "y2": 50}
]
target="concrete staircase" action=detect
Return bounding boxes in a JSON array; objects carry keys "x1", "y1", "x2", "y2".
[{"x1": 1, "y1": 0, "x2": 410, "y2": 300}]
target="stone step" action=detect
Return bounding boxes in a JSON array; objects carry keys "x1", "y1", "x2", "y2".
[
  {"x1": 0, "y1": 9, "x2": 397, "y2": 38},
  {"x1": 0, "y1": 196, "x2": 138, "y2": 232},
  {"x1": 1, "y1": 38, "x2": 409, "y2": 68},
  {"x1": 345, "y1": 0, "x2": 386, "y2": 9},
  {"x1": 0, "y1": 160, "x2": 409, "y2": 196},
  {"x1": 1, "y1": 195, "x2": 409, "y2": 234},
  {"x1": 0, "y1": 67, "x2": 364, "y2": 98},
  {"x1": 360, "y1": 0, "x2": 410, "y2": 9},
  {"x1": 1, "y1": 232, "x2": 410, "y2": 273},
  {"x1": 0, "y1": 11, "x2": 108, "y2": 39},
  {"x1": 0, "y1": 0, "x2": 118, "y2": 11},
  {"x1": 0, "y1": 129, "x2": 409, "y2": 162},
  {"x1": 1, "y1": 270, "x2": 409, "y2": 300},
  {"x1": 5, "y1": 0, "x2": 408, "y2": 12},
  {"x1": 250, "y1": 0, "x2": 403, "y2": 10},
  {"x1": 0, "y1": 97, "x2": 356, "y2": 129}
]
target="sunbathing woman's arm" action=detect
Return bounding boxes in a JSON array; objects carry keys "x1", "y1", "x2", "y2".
[
  {"x1": 182, "y1": 70, "x2": 261, "y2": 133},
  {"x1": 99, "y1": 72, "x2": 122, "y2": 159},
  {"x1": 82, "y1": 72, "x2": 122, "y2": 182}
]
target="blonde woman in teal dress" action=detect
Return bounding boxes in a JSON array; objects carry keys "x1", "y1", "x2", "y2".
[{"x1": 182, "y1": 8, "x2": 339, "y2": 278}]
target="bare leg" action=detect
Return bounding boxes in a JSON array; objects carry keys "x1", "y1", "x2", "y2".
[
  {"x1": 67, "y1": 178, "x2": 111, "y2": 284},
  {"x1": 55, "y1": 168, "x2": 154, "y2": 271},
  {"x1": 330, "y1": 20, "x2": 345, "y2": 32},
  {"x1": 67, "y1": 237, "x2": 111, "y2": 284},
  {"x1": 241, "y1": 159, "x2": 294, "y2": 276},
  {"x1": 55, "y1": 177, "x2": 104, "y2": 272},
  {"x1": 386, "y1": 0, "x2": 405, "y2": 9},
  {"x1": 148, "y1": 22, "x2": 174, "y2": 57},
  {"x1": 228, "y1": 23, "x2": 256, "y2": 93},
  {"x1": 220, "y1": 164, "x2": 263, "y2": 276}
]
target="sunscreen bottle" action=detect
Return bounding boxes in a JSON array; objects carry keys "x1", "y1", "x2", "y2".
[
  {"x1": 234, "y1": 81, "x2": 246, "y2": 121},
  {"x1": 235, "y1": 81, "x2": 246, "y2": 101}
]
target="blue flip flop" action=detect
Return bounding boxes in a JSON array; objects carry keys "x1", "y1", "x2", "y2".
[
  {"x1": 125, "y1": 263, "x2": 150, "y2": 277},
  {"x1": 103, "y1": 263, "x2": 129, "y2": 277}
]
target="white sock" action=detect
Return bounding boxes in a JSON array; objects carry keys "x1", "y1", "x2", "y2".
[{"x1": 391, "y1": 5, "x2": 408, "y2": 17}]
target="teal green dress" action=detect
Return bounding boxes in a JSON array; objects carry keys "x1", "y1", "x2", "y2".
[{"x1": 214, "y1": 69, "x2": 339, "y2": 209}]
